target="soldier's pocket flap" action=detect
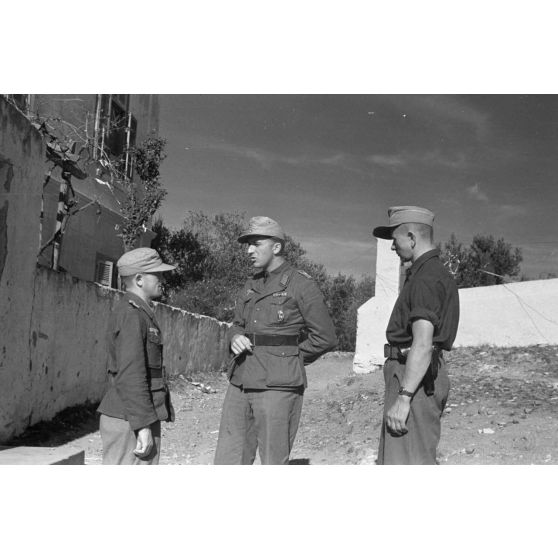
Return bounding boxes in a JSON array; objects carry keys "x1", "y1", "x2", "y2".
[
  {"x1": 147, "y1": 328, "x2": 161, "y2": 344},
  {"x1": 150, "y1": 377, "x2": 165, "y2": 391},
  {"x1": 266, "y1": 345, "x2": 299, "y2": 357}
]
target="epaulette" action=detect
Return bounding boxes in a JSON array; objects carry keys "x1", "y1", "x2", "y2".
[
  {"x1": 279, "y1": 269, "x2": 295, "y2": 288},
  {"x1": 297, "y1": 270, "x2": 312, "y2": 279},
  {"x1": 128, "y1": 299, "x2": 140, "y2": 309}
]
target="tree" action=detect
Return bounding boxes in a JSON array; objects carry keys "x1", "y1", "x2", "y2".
[
  {"x1": 161, "y1": 211, "x2": 251, "y2": 321},
  {"x1": 119, "y1": 137, "x2": 168, "y2": 250},
  {"x1": 440, "y1": 233, "x2": 523, "y2": 287},
  {"x1": 150, "y1": 218, "x2": 207, "y2": 290}
]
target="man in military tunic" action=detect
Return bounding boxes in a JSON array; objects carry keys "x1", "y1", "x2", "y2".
[
  {"x1": 373, "y1": 206, "x2": 459, "y2": 465},
  {"x1": 97, "y1": 247, "x2": 176, "y2": 465},
  {"x1": 214, "y1": 216, "x2": 337, "y2": 465}
]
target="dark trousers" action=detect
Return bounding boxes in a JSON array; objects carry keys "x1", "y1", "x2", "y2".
[
  {"x1": 214, "y1": 383, "x2": 303, "y2": 465},
  {"x1": 377, "y1": 356, "x2": 450, "y2": 465},
  {"x1": 100, "y1": 414, "x2": 161, "y2": 465}
]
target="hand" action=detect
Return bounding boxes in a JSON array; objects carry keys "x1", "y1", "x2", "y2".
[
  {"x1": 133, "y1": 426, "x2": 154, "y2": 458},
  {"x1": 231, "y1": 334, "x2": 253, "y2": 356},
  {"x1": 386, "y1": 396, "x2": 411, "y2": 436}
]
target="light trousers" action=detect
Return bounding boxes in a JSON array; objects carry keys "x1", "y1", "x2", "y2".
[
  {"x1": 100, "y1": 414, "x2": 161, "y2": 465},
  {"x1": 214, "y1": 383, "x2": 303, "y2": 465}
]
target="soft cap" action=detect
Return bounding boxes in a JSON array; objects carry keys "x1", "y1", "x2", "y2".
[
  {"x1": 117, "y1": 247, "x2": 176, "y2": 277},
  {"x1": 237, "y1": 216, "x2": 285, "y2": 243},
  {"x1": 373, "y1": 206, "x2": 435, "y2": 239}
]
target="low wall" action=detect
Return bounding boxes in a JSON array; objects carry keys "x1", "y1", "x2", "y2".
[
  {"x1": 353, "y1": 277, "x2": 558, "y2": 374},
  {"x1": 1, "y1": 266, "x2": 230, "y2": 442},
  {"x1": 455, "y1": 278, "x2": 558, "y2": 347}
]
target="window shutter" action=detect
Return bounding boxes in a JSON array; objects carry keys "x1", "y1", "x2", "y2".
[{"x1": 96, "y1": 260, "x2": 114, "y2": 287}]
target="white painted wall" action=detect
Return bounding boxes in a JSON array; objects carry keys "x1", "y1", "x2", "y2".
[
  {"x1": 353, "y1": 239, "x2": 558, "y2": 374},
  {"x1": 353, "y1": 239, "x2": 400, "y2": 373},
  {"x1": 455, "y1": 279, "x2": 558, "y2": 347}
]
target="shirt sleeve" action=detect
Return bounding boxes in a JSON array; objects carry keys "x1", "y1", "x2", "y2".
[
  {"x1": 296, "y1": 279, "x2": 338, "y2": 364},
  {"x1": 408, "y1": 277, "x2": 444, "y2": 329},
  {"x1": 114, "y1": 308, "x2": 158, "y2": 431}
]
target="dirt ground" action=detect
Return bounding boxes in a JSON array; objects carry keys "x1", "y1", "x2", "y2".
[{"x1": 10, "y1": 345, "x2": 558, "y2": 465}]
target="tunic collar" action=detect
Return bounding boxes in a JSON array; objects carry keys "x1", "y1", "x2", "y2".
[
  {"x1": 406, "y1": 248, "x2": 440, "y2": 279},
  {"x1": 125, "y1": 291, "x2": 156, "y2": 321}
]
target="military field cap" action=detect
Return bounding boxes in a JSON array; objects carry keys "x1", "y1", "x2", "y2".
[
  {"x1": 117, "y1": 247, "x2": 176, "y2": 277},
  {"x1": 237, "y1": 216, "x2": 285, "y2": 243},
  {"x1": 373, "y1": 206, "x2": 435, "y2": 239}
]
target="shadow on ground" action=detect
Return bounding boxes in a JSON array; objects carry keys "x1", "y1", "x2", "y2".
[{"x1": 7, "y1": 402, "x2": 100, "y2": 447}]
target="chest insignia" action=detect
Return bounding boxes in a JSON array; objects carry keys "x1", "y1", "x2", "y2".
[
  {"x1": 246, "y1": 289, "x2": 255, "y2": 295},
  {"x1": 273, "y1": 291, "x2": 288, "y2": 297},
  {"x1": 277, "y1": 309, "x2": 285, "y2": 322}
]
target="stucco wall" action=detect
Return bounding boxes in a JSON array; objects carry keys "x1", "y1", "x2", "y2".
[
  {"x1": 0, "y1": 99, "x2": 46, "y2": 441},
  {"x1": 455, "y1": 279, "x2": 558, "y2": 347},
  {"x1": 1, "y1": 266, "x2": 230, "y2": 442}
]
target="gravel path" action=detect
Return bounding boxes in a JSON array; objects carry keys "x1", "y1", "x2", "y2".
[{"x1": 10, "y1": 346, "x2": 558, "y2": 465}]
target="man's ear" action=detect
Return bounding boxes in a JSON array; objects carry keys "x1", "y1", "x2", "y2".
[
  {"x1": 134, "y1": 273, "x2": 143, "y2": 287},
  {"x1": 272, "y1": 241, "x2": 282, "y2": 255}
]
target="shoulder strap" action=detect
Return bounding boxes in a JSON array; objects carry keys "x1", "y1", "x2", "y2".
[{"x1": 279, "y1": 268, "x2": 296, "y2": 289}]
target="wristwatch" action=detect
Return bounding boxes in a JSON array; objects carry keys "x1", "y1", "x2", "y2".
[{"x1": 398, "y1": 387, "x2": 414, "y2": 398}]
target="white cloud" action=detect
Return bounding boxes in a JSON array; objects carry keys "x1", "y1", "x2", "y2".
[{"x1": 467, "y1": 183, "x2": 489, "y2": 202}]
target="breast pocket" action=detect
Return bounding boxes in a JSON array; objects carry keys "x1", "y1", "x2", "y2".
[
  {"x1": 268, "y1": 296, "x2": 296, "y2": 325},
  {"x1": 146, "y1": 328, "x2": 163, "y2": 369}
]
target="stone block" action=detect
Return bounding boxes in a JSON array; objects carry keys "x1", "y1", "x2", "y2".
[{"x1": 0, "y1": 446, "x2": 85, "y2": 465}]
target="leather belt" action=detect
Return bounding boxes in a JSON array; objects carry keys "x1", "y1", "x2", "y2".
[
  {"x1": 245, "y1": 333, "x2": 299, "y2": 346},
  {"x1": 384, "y1": 343, "x2": 441, "y2": 361}
]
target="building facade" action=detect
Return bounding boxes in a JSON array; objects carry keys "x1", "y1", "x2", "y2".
[{"x1": 4, "y1": 94, "x2": 160, "y2": 287}]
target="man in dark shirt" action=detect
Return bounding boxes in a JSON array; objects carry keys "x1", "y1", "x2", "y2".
[
  {"x1": 373, "y1": 206, "x2": 460, "y2": 464},
  {"x1": 214, "y1": 216, "x2": 337, "y2": 465}
]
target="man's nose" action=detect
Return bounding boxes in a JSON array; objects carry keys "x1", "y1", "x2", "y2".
[{"x1": 247, "y1": 245, "x2": 255, "y2": 254}]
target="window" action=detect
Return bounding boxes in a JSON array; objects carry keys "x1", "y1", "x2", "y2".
[{"x1": 94, "y1": 95, "x2": 137, "y2": 179}]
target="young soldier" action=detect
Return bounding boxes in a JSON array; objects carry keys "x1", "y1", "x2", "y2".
[
  {"x1": 214, "y1": 216, "x2": 337, "y2": 465},
  {"x1": 373, "y1": 206, "x2": 460, "y2": 464},
  {"x1": 97, "y1": 247, "x2": 176, "y2": 465}
]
